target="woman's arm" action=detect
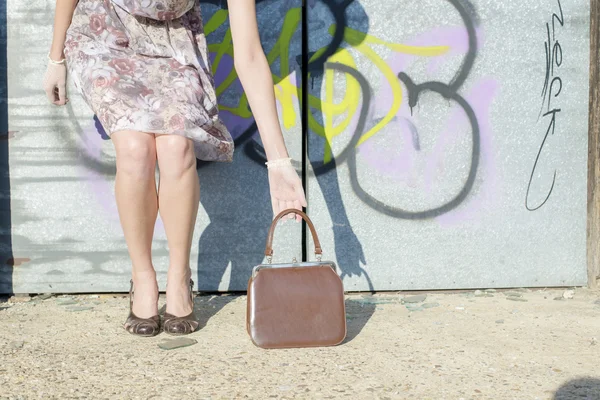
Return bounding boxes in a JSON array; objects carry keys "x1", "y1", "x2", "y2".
[
  {"x1": 227, "y1": 0, "x2": 307, "y2": 220},
  {"x1": 49, "y1": 0, "x2": 79, "y2": 61},
  {"x1": 227, "y1": 0, "x2": 289, "y2": 162}
]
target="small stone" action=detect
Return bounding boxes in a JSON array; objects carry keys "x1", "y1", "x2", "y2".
[
  {"x1": 504, "y1": 292, "x2": 522, "y2": 298},
  {"x1": 507, "y1": 297, "x2": 528, "y2": 302},
  {"x1": 402, "y1": 295, "x2": 427, "y2": 304},
  {"x1": 422, "y1": 302, "x2": 440, "y2": 309},
  {"x1": 354, "y1": 296, "x2": 395, "y2": 306},
  {"x1": 37, "y1": 293, "x2": 53, "y2": 300},
  {"x1": 594, "y1": 299, "x2": 600, "y2": 306},
  {"x1": 8, "y1": 340, "x2": 24, "y2": 349},
  {"x1": 57, "y1": 299, "x2": 78, "y2": 306},
  {"x1": 562, "y1": 290, "x2": 575, "y2": 299},
  {"x1": 591, "y1": 338, "x2": 597, "y2": 346},
  {"x1": 65, "y1": 306, "x2": 94, "y2": 312},
  {"x1": 455, "y1": 306, "x2": 465, "y2": 310},
  {"x1": 88, "y1": 295, "x2": 99, "y2": 299},
  {"x1": 553, "y1": 297, "x2": 565, "y2": 301},
  {"x1": 9, "y1": 295, "x2": 31, "y2": 303},
  {"x1": 474, "y1": 290, "x2": 483, "y2": 296},
  {"x1": 158, "y1": 338, "x2": 197, "y2": 350}
]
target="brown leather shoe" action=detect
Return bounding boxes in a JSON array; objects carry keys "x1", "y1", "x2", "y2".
[
  {"x1": 123, "y1": 279, "x2": 160, "y2": 337},
  {"x1": 163, "y1": 278, "x2": 199, "y2": 336}
]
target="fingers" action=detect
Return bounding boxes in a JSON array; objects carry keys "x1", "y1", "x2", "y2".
[
  {"x1": 293, "y1": 199, "x2": 302, "y2": 222},
  {"x1": 295, "y1": 184, "x2": 307, "y2": 207},
  {"x1": 292, "y1": 184, "x2": 306, "y2": 222},
  {"x1": 44, "y1": 84, "x2": 56, "y2": 104},
  {"x1": 57, "y1": 84, "x2": 67, "y2": 105},
  {"x1": 285, "y1": 200, "x2": 295, "y2": 220},
  {"x1": 43, "y1": 62, "x2": 69, "y2": 106},
  {"x1": 276, "y1": 199, "x2": 286, "y2": 222},
  {"x1": 277, "y1": 199, "x2": 284, "y2": 220}
]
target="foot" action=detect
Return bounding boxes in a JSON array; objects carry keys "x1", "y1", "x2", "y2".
[
  {"x1": 165, "y1": 268, "x2": 194, "y2": 317},
  {"x1": 131, "y1": 269, "x2": 159, "y2": 319}
]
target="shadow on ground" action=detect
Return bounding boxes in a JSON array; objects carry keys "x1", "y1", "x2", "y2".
[
  {"x1": 194, "y1": 293, "x2": 238, "y2": 330},
  {"x1": 554, "y1": 378, "x2": 600, "y2": 400},
  {"x1": 343, "y1": 297, "x2": 377, "y2": 343},
  {"x1": 0, "y1": 294, "x2": 9, "y2": 311},
  {"x1": 172, "y1": 293, "x2": 378, "y2": 344},
  {"x1": 157, "y1": 292, "x2": 238, "y2": 331}
]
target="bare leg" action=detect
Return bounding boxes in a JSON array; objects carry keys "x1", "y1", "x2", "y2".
[
  {"x1": 155, "y1": 134, "x2": 199, "y2": 317},
  {"x1": 111, "y1": 129, "x2": 159, "y2": 319}
]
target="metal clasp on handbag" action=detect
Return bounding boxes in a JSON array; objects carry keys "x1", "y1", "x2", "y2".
[{"x1": 266, "y1": 253, "x2": 322, "y2": 264}]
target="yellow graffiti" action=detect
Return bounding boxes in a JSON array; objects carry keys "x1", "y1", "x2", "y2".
[
  {"x1": 312, "y1": 25, "x2": 448, "y2": 162},
  {"x1": 204, "y1": 9, "x2": 302, "y2": 127},
  {"x1": 204, "y1": 8, "x2": 450, "y2": 163}
]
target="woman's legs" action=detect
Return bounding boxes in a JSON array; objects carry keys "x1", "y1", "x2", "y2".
[
  {"x1": 111, "y1": 129, "x2": 159, "y2": 319},
  {"x1": 154, "y1": 134, "x2": 199, "y2": 317}
]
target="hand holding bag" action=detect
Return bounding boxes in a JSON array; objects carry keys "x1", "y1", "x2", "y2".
[{"x1": 246, "y1": 208, "x2": 347, "y2": 349}]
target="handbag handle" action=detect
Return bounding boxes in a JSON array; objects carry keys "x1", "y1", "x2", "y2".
[{"x1": 264, "y1": 208, "x2": 323, "y2": 261}]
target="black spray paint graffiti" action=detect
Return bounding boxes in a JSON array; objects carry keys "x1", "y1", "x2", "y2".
[
  {"x1": 389, "y1": 0, "x2": 480, "y2": 219},
  {"x1": 244, "y1": 0, "x2": 483, "y2": 220},
  {"x1": 526, "y1": 0, "x2": 563, "y2": 211}
]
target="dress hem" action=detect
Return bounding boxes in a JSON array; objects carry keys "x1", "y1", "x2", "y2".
[{"x1": 109, "y1": 126, "x2": 235, "y2": 163}]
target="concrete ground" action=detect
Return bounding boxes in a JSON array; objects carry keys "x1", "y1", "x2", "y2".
[{"x1": 0, "y1": 287, "x2": 599, "y2": 400}]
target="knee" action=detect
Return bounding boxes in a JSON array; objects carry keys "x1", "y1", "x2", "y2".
[
  {"x1": 114, "y1": 135, "x2": 156, "y2": 178},
  {"x1": 156, "y1": 135, "x2": 196, "y2": 178}
]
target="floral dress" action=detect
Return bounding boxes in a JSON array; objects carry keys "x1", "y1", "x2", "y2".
[{"x1": 64, "y1": 0, "x2": 234, "y2": 162}]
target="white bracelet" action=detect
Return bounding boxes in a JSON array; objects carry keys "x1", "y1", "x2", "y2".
[
  {"x1": 48, "y1": 52, "x2": 66, "y2": 65},
  {"x1": 265, "y1": 157, "x2": 292, "y2": 169}
]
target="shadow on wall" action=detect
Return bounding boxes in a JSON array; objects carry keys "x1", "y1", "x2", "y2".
[
  {"x1": 553, "y1": 378, "x2": 600, "y2": 399},
  {"x1": 196, "y1": 0, "x2": 374, "y2": 292},
  {"x1": 0, "y1": 0, "x2": 13, "y2": 296},
  {"x1": 303, "y1": 0, "x2": 373, "y2": 290}
]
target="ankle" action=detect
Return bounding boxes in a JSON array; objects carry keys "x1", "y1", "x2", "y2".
[
  {"x1": 132, "y1": 268, "x2": 158, "y2": 283},
  {"x1": 167, "y1": 267, "x2": 192, "y2": 283}
]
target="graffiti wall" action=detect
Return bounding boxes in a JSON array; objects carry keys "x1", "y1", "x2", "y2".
[
  {"x1": 305, "y1": 0, "x2": 589, "y2": 290},
  {"x1": 0, "y1": 0, "x2": 590, "y2": 293}
]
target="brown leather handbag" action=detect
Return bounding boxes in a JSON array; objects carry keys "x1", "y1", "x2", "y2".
[{"x1": 246, "y1": 208, "x2": 347, "y2": 349}]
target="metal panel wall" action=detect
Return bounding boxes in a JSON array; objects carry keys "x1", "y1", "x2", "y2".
[
  {"x1": 0, "y1": 0, "x2": 590, "y2": 293},
  {"x1": 306, "y1": 0, "x2": 589, "y2": 290}
]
